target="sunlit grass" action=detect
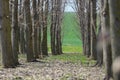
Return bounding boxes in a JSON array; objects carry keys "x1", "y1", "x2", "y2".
[
  {"x1": 48, "y1": 45, "x2": 83, "y2": 53},
  {"x1": 46, "y1": 53, "x2": 95, "y2": 65}
]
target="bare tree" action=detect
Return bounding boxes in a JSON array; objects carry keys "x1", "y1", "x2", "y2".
[
  {"x1": 50, "y1": 0, "x2": 66, "y2": 55},
  {"x1": 90, "y1": 0, "x2": 97, "y2": 60},
  {"x1": 41, "y1": 0, "x2": 49, "y2": 56},
  {"x1": 32, "y1": 0, "x2": 39, "y2": 58},
  {"x1": 101, "y1": 0, "x2": 112, "y2": 79},
  {"x1": 109, "y1": 0, "x2": 120, "y2": 80},
  {"x1": 19, "y1": 0, "x2": 26, "y2": 54},
  {"x1": 11, "y1": 0, "x2": 20, "y2": 65},
  {"x1": 74, "y1": 0, "x2": 86, "y2": 55},
  {"x1": 0, "y1": 0, "x2": 15, "y2": 68},
  {"x1": 24, "y1": 0, "x2": 36, "y2": 62}
]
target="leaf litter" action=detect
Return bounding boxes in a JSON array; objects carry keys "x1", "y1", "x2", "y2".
[{"x1": 0, "y1": 59, "x2": 105, "y2": 80}]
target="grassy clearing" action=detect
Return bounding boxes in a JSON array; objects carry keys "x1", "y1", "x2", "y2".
[
  {"x1": 47, "y1": 12, "x2": 82, "y2": 53},
  {"x1": 62, "y1": 12, "x2": 82, "y2": 46},
  {"x1": 45, "y1": 53, "x2": 95, "y2": 65},
  {"x1": 48, "y1": 45, "x2": 83, "y2": 53}
]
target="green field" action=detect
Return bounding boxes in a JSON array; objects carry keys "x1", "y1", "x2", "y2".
[{"x1": 47, "y1": 12, "x2": 83, "y2": 53}]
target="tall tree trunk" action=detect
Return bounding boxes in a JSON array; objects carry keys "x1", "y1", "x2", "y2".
[
  {"x1": 90, "y1": 0, "x2": 97, "y2": 60},
  {"x1": 109, "y1": 0, "x2": 120, "y2": 80},
  {"x1": 11, "y1": 0, "x2": 19, "y2": 65},
  {"x1": 37, "y1": 0, "x2": 42, "y2": 58},
  {"x1": 56, "y1": 0, "x2": 63, "y2": 54},
  {"x1": 51, "y1": 0, "x2": 57, "y2": 55},
  {"x1": 41, "y1": 0, "x2": 48, "y2": 56},
  {"x1": 19, "y1": 0, "x2": 26, "y2": 54},
  {"x1": 50, "y1": 0, "x2": 64, "y2": 55},
  {"x1": 0, "y1": 0, "x2": 15, "y2": 68},
  {"x1": 24, "y1": 0, "x2": 35, "y2": 62},
  {"x1": 101, "y1": 0, "x2": 112, "y2": 79},
  {"x1": 85, "y1": 0, "x2": 91, "y2": 57},
  {"x1": 95, "y1": 0, "x2": 104, "y2": 67},
  {"x1": 33, "y1": 0, "x2": 39, "y2": 58}
]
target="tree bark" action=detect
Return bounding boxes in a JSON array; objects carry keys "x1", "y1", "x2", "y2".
[
  {"x1": 24, "y1": 0, "x2": 35, "y2": 62},
  {"x1": 0, "y1": 0, "x2": 15, "y2": 68},
  {"x1": 90, "y1": 0, "x2": 97, "y2": 60},
  {"x1": 51, "y1": 0, "x2": 56, "y2": 55},
  {"x1": 101, "y1": 0, "x2": 112, "y2": 79},
  {"x1": 41, "y1": 0, "x2": 48, "y2": 56},
  {"x1": 85, "y1": 0, "x2": 91, "y2": 57},
  {"x1": 11, "y1": 0, "x2": 19, "y2": 65},
  {"x1": 109, "y1": 0, "x2": 120, "y2": 80},
  {"x1": 33, "y1": 0, "x2": 39, "y2": 58}
]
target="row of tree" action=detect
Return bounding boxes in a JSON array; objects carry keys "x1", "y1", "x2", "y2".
[
  {"x1": 1, "y1": 0, "x2": 120, "y2": 79},
  {"x1": 74, "y1": 0, "x2": 120, "y2": 80},
  {"x1": 0, "y1": 0, "x2": 66, "y2": 68}
]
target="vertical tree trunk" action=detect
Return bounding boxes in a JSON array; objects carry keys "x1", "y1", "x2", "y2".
[
  {"x1": 24, "y1": 0, "x2": 35, "y2": 62},
  {"x1": 37, "y1": 0, "x2": 42, "y2": 58},
  {"x1": 90, "y1": 0, "x2": 97, "y2": 60},
  {"x1": 50, "y1": 0, "x2": 64, "y2": 55},
  {"x1": 85, "y1": 0, "x2": 91, "y2": 57},
  {"x1": 11, "y1": 0, "x2": 19, "y2": 65},
  {"x1": 95, "y1": 0, "x2": 104, "y2": 67},
  {"x1": 19, "y1": 0, "x2": 26, "y2": 54},
  {"x1": 109, "y1": 0, "x2": 120, "y2": 80},
  {"x1": 33, "y1": 0, "x2": 39, "y2": 58},
  {"x1": 51, "y1": 0, "x2": 57, "y2": 55},
  {"x1": 101, "y1": 0, "x2": 112, "y2": 79},
  {"x1": 41, "y1": 0, "x2": 48, "y2": 56},
  {"x1": 75, "y1": 0, "x2": 86, "y2": 55},
  {"x1": 0, "y1": 0, "x2": 15, "y2": 68},
  {"x1": 36, "y1": 0, "x2": 41, "y2": 58},
  {"x1": 56, "y1": 0, "x2": 63, "y2": 54}
]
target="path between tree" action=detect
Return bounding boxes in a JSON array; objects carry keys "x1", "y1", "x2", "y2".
[{"x1": 0, "y1": 59, "x2": 105, "y2": 80}]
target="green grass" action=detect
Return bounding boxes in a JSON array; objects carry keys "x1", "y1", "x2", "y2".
[
  {"x1": 48, "y1": 46, "x2": 83, "y2": 53},
  {"x1": 46, "y1": 53, "x2": 95, "y2": 65},
  {"x1": 62, "y1": 12, "x2": 82, "y2": 46},
  {"x1": 47, "y1": 12, "x2": 82, "y2": 53}
]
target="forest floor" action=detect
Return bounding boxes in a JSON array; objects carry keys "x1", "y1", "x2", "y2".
[{"x1": 0, "y1": 54, "x2": 105, "y2": 80}]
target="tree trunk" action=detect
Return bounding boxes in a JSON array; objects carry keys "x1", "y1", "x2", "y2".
[
  {"x1": 90, "y1": 0, "x2": 97, "y2": 60},
  {"x1": 41, "y1": 0, "x2": 48, "y2": 56},
  {"x1": 24, "y1": 0, "x2": 35, "y2": 62},
  {"x1": 101, "y1": 0, "x2": 112, "y2": 79},
  {"x1": 11, "y1": 0, "x2": 19, "y2": 65},
  {"x1": 56, "y1": 0, "x2": 63, "y2": 55},
  {"x1": 0, "y1": 0, "x2": 15, "y2": 68},
  {"x1": 109, "y1": 0, "x2": 120, "y2": 80},
  {"x1": 85, "y1": 0, "x2": 91, "y2": 57},
  {"x1": 33, "y1": 0, "x2": 39, "y2": 58},
  {"x1": 19, "y1": 0, "x2": 26, "y2": 54},
  {"x1": 51, "y1": 0, "x2": 57, "y2": 55},
  {"x1": 37, "y1": 0, "x2": 42, "y2": 58}
]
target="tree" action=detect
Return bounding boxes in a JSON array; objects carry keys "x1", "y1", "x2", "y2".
[
  {"x1": 11, "y1": 0, "x2": 19, "y2": 65},
  {"x1": 41, "y1": 0, "x2": 49, "y2": 56},
  {"x1": 95, "y1": 0, "x2": 104, "y2": 67},
  {"x1": 90, "y1": 0, "x2": 97, "y2": 60},
  {"x1": 0, "y1": 0, "x2": 15, "y2": 68},
  {"x1": 37, "y1": 0, "x2": 42, "y2": 58},
  {"x1": 74, "y1": 0, "x2": 90, "y2": 57},
  {"x1": 24, "y1": 0, "x2": 35, "y2": 62},
  {"x1": 85, "y1": 0, "x2": 91, "y2": 57},
  {"x1": 109, "y1": 0, "x2": 120, "y2": 80},
  {"x1": 19, "y1": 0, "x2": 26, "y2": 54},
  {"x1": 101, "y1": 0, "x2": 112, "y2": 79},
  {"x1": 50, "y1": 0, "x2": 56, "y2": 55},
  {"x1": 32, "y1": 0, "x2": 39, "y2": 58},
  {"x1": 50, "y1": 0, "x2": 64, "y2": 55}
]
